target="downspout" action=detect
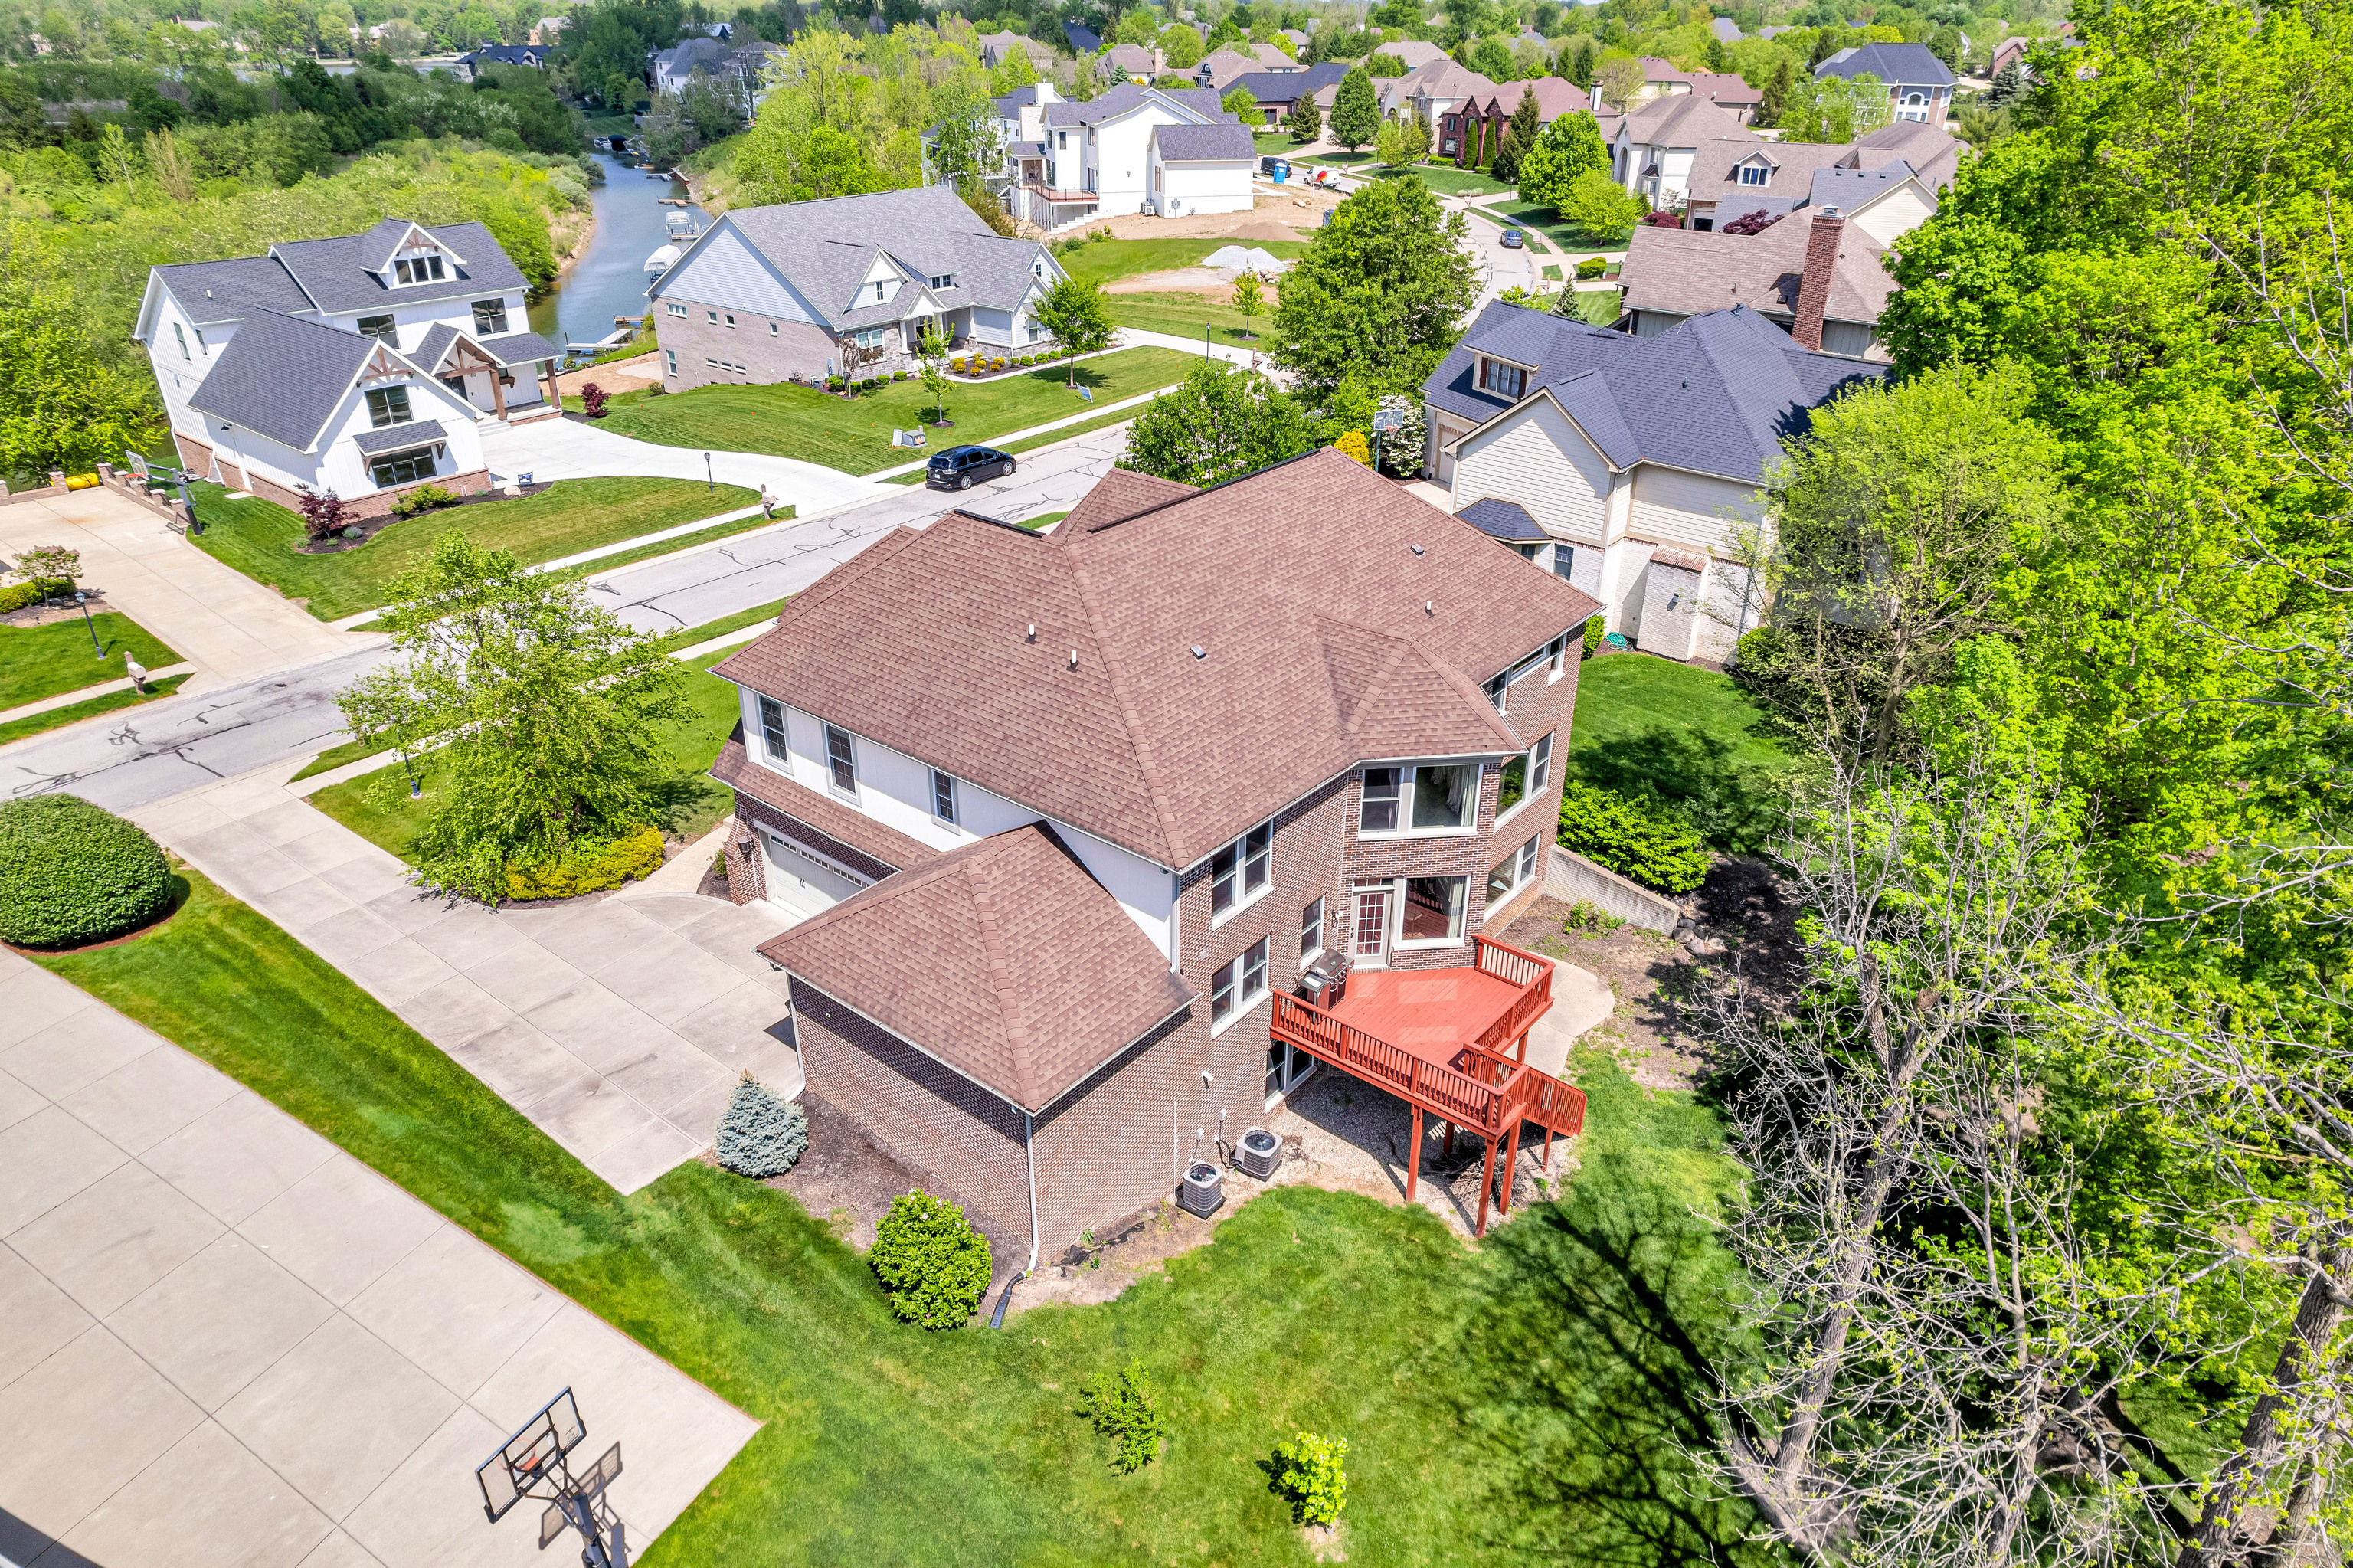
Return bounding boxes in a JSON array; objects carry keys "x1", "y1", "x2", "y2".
[{"x1": 990, "y1": 1108, "x2": 1041, "y2": 1328}]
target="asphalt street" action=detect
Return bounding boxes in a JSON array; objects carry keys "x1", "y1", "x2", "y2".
[{"x1": 0, "y1": 424, "x2": 1132, "y2": 810}]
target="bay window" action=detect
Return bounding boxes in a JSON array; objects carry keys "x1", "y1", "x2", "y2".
[{"x1": 1359, "y1": 764, "x2": 1478, "y2": 835}]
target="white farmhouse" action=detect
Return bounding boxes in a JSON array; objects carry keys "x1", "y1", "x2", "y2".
[
  {"x1": 978, "y1": 80, "x2": 1244, "y2": 230},
  {"x1": 1420, "y1": 301, "x2": 1886, "y2": 666},
  {"x1": 133, "y1": 219, "x2": 561, "y2": 516}
]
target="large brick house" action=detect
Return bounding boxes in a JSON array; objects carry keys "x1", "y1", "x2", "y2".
[{"x1": 706, "y1": 448, "x2": 1599, "y2": 1257}]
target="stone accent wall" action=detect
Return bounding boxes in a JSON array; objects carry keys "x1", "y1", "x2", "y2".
[
  {"x1": 345, "y1": 467, "x2": 494, "y2": 520},
  {"x1": 655, "y1": 300, "x2": 898, "y2": 394}
]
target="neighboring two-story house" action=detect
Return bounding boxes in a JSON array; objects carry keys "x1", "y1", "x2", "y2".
[
  {"x1": 708, "y1": 447, "x2": 1598, "y2": 1254},
  {"x1": 979, "y1": 80, "x2": 1243, "y2": 230},
  {"x1": 1618, "y1": 206, "x2": 1896, "y2": 358},
  {"x1": 645, "y1": 184, "x2": 1068, "y2": 391},
  {"x1": 1230, "y1": 61, "x2": 1350, "y2": 126},
  {"x1": 1675, "y1": 118, "x2": 1960, "y2": 234},
  {"x1": 1443, "y1": 77, "x2": 1589, "y2": 168},
  {"x1": 1612, "y1": 93, "x2": 1759, "y2": 208},
  {"x1": 1814, "y1": 42, "x2": 1955, "y2": 126},
  {"x1": 133, "y1": 218, "x2": 561, "y2": 516},
  {"x1": 1195, "y1": 42, "x2": 1297, "y2": 88},
  {"x1": 1421, "y1": 301, "x2": 1886, "y2": 664}
]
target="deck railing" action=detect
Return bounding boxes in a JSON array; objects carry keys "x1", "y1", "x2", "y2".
[
  {"x1": 1470, "y1": 936, "x2": 1555, "y2": 1059},
  {"x1": 1270, "y1": 994, "x2": 1498, "y2": 1130}
]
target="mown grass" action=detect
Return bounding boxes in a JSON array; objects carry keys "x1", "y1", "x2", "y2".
[
  {"x1": 0, "y1": 611, "x2": 181, "y2": 709},
  {"x1": 1570, "y1": 652, "x2": 1798, "y2": 855},
  {"x1": 1482, "y1": 201, "x2": 1628, "y2": 260},
  {"x1": 0, "y1": 673, "x2": 192, "y2": 747},
  {"x1": 38, "y1": 868, "x2": 1766, "y2": 1566},
  {"x1": 1052, "y1": 236, "x2": 1307, "y2": 287},
  {"x1": 188, "y1": 477, "x2": 758, "y2": 620},
  {"x1": 1106, "y1": 291, "x2": 1271, "y2": 349},
  {"x1": 577, "y1": 348, "x2": 1196, "y2": 474}
]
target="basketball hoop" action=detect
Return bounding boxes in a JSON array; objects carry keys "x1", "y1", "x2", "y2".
[{"x1": 477, "y1": 1388, "x2": 628, "y2": 1568}]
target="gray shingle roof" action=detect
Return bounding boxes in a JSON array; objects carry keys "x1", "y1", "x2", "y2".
[
  {"x1": 1457, "y1": 498, "x2": 1547, "y2": 542},
  {"x1": 353, "y1": 418, "x2": 447, "y2": 454},
  {"x1": 1226, "y1": 61, "x2": 1349, "y2": 100},
  {"x1": 1809, "y1": 160, "x2": 1919, "y2": 209},
  {"x1": 476, "y1": 329, "x2": 562, "y2": 366},
  {"x1": 188, "y1": 310, "x2": 378, "y2": 453},
  {"x1": 693, "y1": 184, "x2": 1053, "y2": 331},
  {"x1": 1043, "y1": 81, "x2": 1232, "y2": 125},
  {"x1": 152, "y1": 255, "x2": 313, "y2": 328},
  {"x1": 1815, "y1": 42, "x2": 1955, "y2": 87},
  {"x1": 1421, "y1": 300, "x2": 1888, "y2": 484},
  {"x1": 1154, "y1": 123, "x2": 1255, "y2": 162},
  {"x1": 412, "y1": 321, "x2": 461, "y2": 372},
  {"x1": 272, "y1": 221, "x2": 527, "y2": 318}
]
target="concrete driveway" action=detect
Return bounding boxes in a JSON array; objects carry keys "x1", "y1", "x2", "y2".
[
  {"x1": 479, "y1": 417, "x2": 887, "y2": 521},
  {"x1": 135, "y1": 773, "x2": 803, "y2": 1195},
  {"x1": 0, "y1": 951, "x2": 759, "y2": 1568}
]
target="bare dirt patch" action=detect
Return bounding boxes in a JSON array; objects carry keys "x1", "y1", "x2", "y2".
[
  {"x1": 1102, "y1": 267, "x2": 1236, "y2": 299},
  {"x1": 1075, "y1": 189, "x2": 1343, "y2": 243}
]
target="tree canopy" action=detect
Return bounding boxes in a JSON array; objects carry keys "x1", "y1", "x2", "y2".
[{"x1": 1269, "y1": 175, "x2": 1479, "y2": 403}]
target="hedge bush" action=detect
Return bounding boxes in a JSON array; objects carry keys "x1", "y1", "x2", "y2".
[
  {"x1": 0, "y1": 795, "x2": 175, "y2": 948},
  {"x1": 1271, "y1": 1432, "x2": 1350, "y2": 1525},
  {"x1": 715, "y1": 1072, "x2": 808, "y2": 1177},
  {"x1": 1582, "y1": 614, "x2": 1605, "y2": 656},
  {"x1": 500, "y1": 823, "x2": 663, "y2": 901},
  {"x1": 1556, "y1": 781, "x2": 1710, "y2": 893},
  {"x1": 1576, "y1": 255, "x2": 1608, "y2": 280},
  {"x1": 0, "y1": 581, "x2": 47, "y2": 613},
  {"x1": 869, "y1": 1190, "x2": 992, "y2": 1329}
]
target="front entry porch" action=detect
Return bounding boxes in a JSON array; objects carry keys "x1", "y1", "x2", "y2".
[{"x1": 1269, "y1": 935, "x2": 1586, "y2": 1236}]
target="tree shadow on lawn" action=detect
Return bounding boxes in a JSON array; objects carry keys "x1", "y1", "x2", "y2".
[
  {"x1": 1572, "y1": 726, "x2": 1792, "y2": 857},
  {"x1": 1452, "y1": 1157, "x2": 1775, "y2": 1566}
]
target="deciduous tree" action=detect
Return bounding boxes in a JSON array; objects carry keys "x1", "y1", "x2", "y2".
[
  {"x1": 1328, "y1": 64, "x2": 1379, "y2": 150},
  {"x1": 1514, "y1": 107, "x2": 1607, "y2": 209},
  {"x1": 1118, "y1": 358, "x2": 1317, "y2": 485},
  {"x1": 1032, "y1": 277, "x2": 1116, "y2": 387},
  {"x1": 1269, "y1": 175, "x2": 1478, "y2": 402}
]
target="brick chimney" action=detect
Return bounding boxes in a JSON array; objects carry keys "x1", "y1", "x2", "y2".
[{"x1": 1791, "y1": 206, "x2": 1844, "y2": 352}]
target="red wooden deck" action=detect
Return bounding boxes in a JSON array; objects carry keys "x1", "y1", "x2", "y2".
[{"x1": 1269, "y1": 936, "x2": 1587, "y2": 1236}]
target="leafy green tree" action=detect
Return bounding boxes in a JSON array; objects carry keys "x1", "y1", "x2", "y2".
[
  {"x1": 1222, "y1": 83, "x2": 1260, "y2": 121},
  {"x1": 916, "y1": 324, "x2": 953, "y2": 424},
  {"x1": 1514, "y1": 106, "x2": 1607, "y2": 208},
  {"x1": 1119, "y1": 358, "x2": 1317, "y2": 485},
  {"x1": 1756, "y1": 54, "x2": 1792, "y2": 126},
  {"x1": 1032, "y1": 277, "x2": 1116, "y2": 387},
  {"x1": 1287, "y1": 84, "x2": 1320, "y2": 142},
  {"x1": 1558, "y1": 165, "x2": 1644, "y2": 238},
  {"x1": 1160, "y1": 23, "x2": 1203, "y2": 68},
  {"x1": 1985, "y1": 56, "x2": 2024, "y2": 110},
  {"x1": 1469, "y1": 34, "x2": 1513, "y2": 79},
  {"x1": 1328, "y1": 64, "x2": 1379, "y2": 150},
  {"x1": 1491, "y1": 80, "x2": 1541, "y2": 184},
  {"x1": 334, "y1": 532, "x2": 687, "y2": 905},
  {"x1": 1230, "y1": 268, "x2": 1265, "y2": 336},
  {"x1": 1270, "y1": 175, "x2": 1478, "y2": 401},
  {"x1": 1596, "y1": 54, "x2": 1645, "y2": 112},
  {"x1": 1562, "y1": 36, "x2": 1595, "y2": 87},
  {"x1": 1374, "y1": 110, "x2": 1428, "y2": 166},
  {"x1": 0, "y1": 264, "x2": 159, "y2": 479}
]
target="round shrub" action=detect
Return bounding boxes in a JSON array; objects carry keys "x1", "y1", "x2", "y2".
[
  {"x1": 869, "y1": 1190, "x2": 991, "y2": 1329},
  {"x1": 715, "y1": 1072, "x2": 807, "y2": 1177},
  {"x1": 1582, "y1": 614, "x2": 1605, "y2": 656},
  {"x1": 501, "y1": 823, "x2": 663, "y2": 901},
  {"x1": 1556, "y1": 782, "x2": 1710, "y2": 894},
  {"x1": 0, "y1": 796, "x2": 174, "y2": 948}
]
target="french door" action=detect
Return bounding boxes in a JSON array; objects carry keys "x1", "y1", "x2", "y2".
[{"x1": 1351, "y1": 882, "x2": 1392, "y2": 967}]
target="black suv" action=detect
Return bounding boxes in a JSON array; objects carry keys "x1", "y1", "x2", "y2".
[{"x1": 926, "y1": 444, "x2": 1016, "y2": 490}]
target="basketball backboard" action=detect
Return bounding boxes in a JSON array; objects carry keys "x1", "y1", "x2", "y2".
[{"x1": 477, "y1": 1386, "x2": 588, "y2": 1523}]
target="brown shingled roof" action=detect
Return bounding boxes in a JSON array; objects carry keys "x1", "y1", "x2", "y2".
[
  {"x1": 1618, "y1": 216, "x2": 1893, "y2": 330},
  {"x1": 715, "y1": 447, "x2": 1599, "y2": 869},
  {"x1": 712, "y1": 736, "x2": 941, "y2": 878},
  {"x1": 758, "y1": 823, "x2": 1194, "y2": 1111}
]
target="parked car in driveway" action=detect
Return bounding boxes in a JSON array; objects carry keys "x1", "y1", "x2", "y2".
[
  {"x1": 927, "y1": 444, "x2": 1016, "y2": 490},
  {"x1": 1500, "y1": 228, "x2": 1524, "y2": 248}
]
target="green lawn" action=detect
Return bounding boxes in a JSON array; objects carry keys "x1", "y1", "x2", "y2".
[
  {"x1": 36, "y1": 867, "x2": 1764, "y2": 1566},
  {"x1": 1105, "y1": 292, "x2": 1271, "y2": 349},
  {"x1": 0, "y1": 673, "x2": 191, "y2": 747},
  {"x1": 1053, "y1": 237, "x2": 1307, "y2": 287},
  {"x1": 882, "y1": 394, "x2": 1183, "y2": 485},
  {"x1": 1484, "y1": 201, "x2": 1628, "y2": 259},
  {"x1": 1569, "y1": 652, "x2": 1798, "y2": 855},
  {"x1": 578, "y1": 348, "x2": 1199, "y2": 475},
  {"x1": 307, "y1": 645, "x2": 745, "y2": 856},
  {"x1": 189, "y1": 477, "x2": 760, "y2": 621},
  {"x1": 0, "y1": 612, "x2": 181, "y2": 710}
]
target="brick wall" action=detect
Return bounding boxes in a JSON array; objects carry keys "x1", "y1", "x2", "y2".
[
  {"x1": 172, "y1": 431, "x2": 216, "y2": 480},
  {"x1": 1029, "y1": 1009, "x2": 1201, "y2": 1248},
  {"x1": 655, "y1": 300, "x2": 898, "y2": 394},
  {"x1": 345, "y1": 467, "x2": 495, "y2": 520}
]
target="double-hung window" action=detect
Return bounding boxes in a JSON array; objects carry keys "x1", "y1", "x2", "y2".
[
  {"x1": 1487, "y1": 834, "x2": 1543, "y2": 904},
  {"x1": 756, "y1": 695, "x2": 790, "y2": 764},
  {"x1": 1301, "y1": 896, "x2": 1325, "y2": 961},
  {"x1": 471, "y1": 298, "x2": 509, "y2": 334},
  {"x1": 931, "y1": 768, "x2": 957, "y2": 823},
  {"x1": 1209, "y1": 820, "x2": 1272, "y2": 921},
  {"x1": 172, "y1": 323, "x2": 191, "y2": 359},
  {"x1": 1496, "y1": 732, "x2": 1553, "y2": 820},
  {"x1": 1359, "y1": 764, "x2": 1478, "y2": 834},
  {"x1": 665, "y1": 349, "x2": 679, "y2": 375},
  {"x1": 823, "y1": 725, "x2": 856, "y2": 796},
  {"x1": 1479, "y1": 356, "x2": 1527, "y2": 399},
  {"x1": 365, "y1": 387, "x2": 412, "y2": 427},
  {"x1": 1210, "y1": 936, "x2": 1271, "y2": 1030}
]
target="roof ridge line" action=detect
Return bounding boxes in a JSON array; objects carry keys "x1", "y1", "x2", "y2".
[
  {"x1": 1339, "y1": 632, "x2": 1414, "y2": 740},
  {"x1": 1065, "y1": 548, "x2": 1184, "y2": 865},
  {"x1": 964, "y1": 854, "x2": 1042, "y2": 1111}
]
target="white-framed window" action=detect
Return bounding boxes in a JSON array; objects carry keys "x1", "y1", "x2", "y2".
[
  {"x1": 1479, "y1": 357, "x2": 1526, "y2": 398},
  {"x1": 931, "y1": 768, "x2": 957, "y2": 823},
  {"x1": 172, "y1": 322, "x2": 190, "y2": 359},
  {"x1": 872, "y1": 281, "x2": 887, "y2": 301},
  {"x1": 768, "y1": 322, "x2": 778, "y2": 336},
  {"x1": 665, "y1": 349, "x2": 678, "y2": 375},
  {"x1": 356, "y1": 313, "x2": 396, "y2": 342},
  {"x1": 725, "y1": 313, "x2": 736, "y2": 327},
  {"x1": 1358, "y1": 764, "x2": 1478, "y2": 835},
  {"x1": 1483, "y1": 635, "x2": 1567, "y2": 711},
  {"x1": 1553, "y1": 545, "x2": 1575, "y2": 583},
  {"x1": 1737, "y1": 162, "x2": 1769, "y2": 185},
  {"x1": 1301, "y1": 896, "x2": 1324, "y2": 961},
  {"x1": 1487, "y1": 833, "x2": 1543, "y2": 904},
  {"x1": 823, "y1": 724, "x2": 856, "y2": 796},
  {"x1": 1210, "y1": 820, "x2": 1273, "y2": 921},
  {"x1": 707, "y1": 309, "x2": 720, "y2": 323},
  {"x1": 929, "y1": 273, "x2": 957, "y2": 289},
  {"x1": 471, "y1": 298, "x2": 509, "y2": 333},
  {"x1": 368, "y1": 444, "x2": 437, "y2": 487},
  {"x1": 756, "y1": 694, "x2": 789, "y2": 764},
  {"x1": 365, "y1": 386, "x2": 413, "y2": 427},
  {"x1": 1398, "y1": 875, "x2": 1467, "y2": 947},
  {"x1": 666, "y1": 302, "x2": 688, "y2": 317},
  {"x1": 1210, "y1": 935, "x2": 1271, "y2": 1032},
  {"x1": 1496, "y1": 732, "x2": 1553, "y2": 821},
  {"x1": 393, "y1": 253, "x2": 446, "y2": 285},
  {"x1": 852, "y1": 327, "x2": 889, "y2": 351}
]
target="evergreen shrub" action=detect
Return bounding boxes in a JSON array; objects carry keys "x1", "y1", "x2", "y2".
[
  {"x1": 0, "y1": 795, "x2": 175, "y2": 948},
  {"x1": 1556, "y1": 782, "x2": 1710, "y2": 893},
  {"x1": 499, "y1": 823, "x2": 663, "y2": 900},
  {"x1": 714, "y1": 1072, "x2": 808, "y2": 1177}
]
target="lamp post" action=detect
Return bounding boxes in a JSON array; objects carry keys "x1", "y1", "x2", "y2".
[
  {"x1": 74, "y1": 590, "x2": 101, "y2": 656},
  {"x1": 704, "y1": 450, "x2": 713, "y2": 493}
]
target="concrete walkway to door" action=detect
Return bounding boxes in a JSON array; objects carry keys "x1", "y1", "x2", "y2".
[
  {"x1": 0, "y1": 950, "x2": 760, "y2": 1568},
  {"x1": 133, "y1": 769, "x2": 803, "y2": 1194}
]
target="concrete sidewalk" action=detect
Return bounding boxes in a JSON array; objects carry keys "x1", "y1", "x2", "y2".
[
  {"x1": 0, "y1": 951, "x2": 760, "y2": 1568},
  {"x1": 134, "y1": 772, "x2": 803, "y2": 1195},
  {"x1": 0, "y1": 487, "x2": 364, "y2": 693}
]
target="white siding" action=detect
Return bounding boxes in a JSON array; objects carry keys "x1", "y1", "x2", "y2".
[
  {"x1": 1627, "y1": 464, "x2": 1762, "y2": 552},
  {"x1": 1629, "y1": 309, "x2": 1687, "y2": 339},
  {"x1": 1152, "y1": 156, "x2": 1252, "y2": 217},
  {"x1": 1450, "y1": 398, "x2": 1613, "y2": 544},
  {"x1": 653, "y1": 223, "x2": 818, "y2": 324},
  {"x1": 1851, "y1": 181, "x2": 1935, "y2": 247},
  {"x1": 1819, "y1": 319, "x2": 1877, "y2": 358}
]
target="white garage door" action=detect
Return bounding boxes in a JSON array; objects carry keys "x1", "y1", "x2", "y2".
[{"x1": 758, "y1": 824, "x2": 870, "y2": 917}]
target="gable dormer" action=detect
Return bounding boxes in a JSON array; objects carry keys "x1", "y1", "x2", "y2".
[
  {"x1": 361, "y1": 220, "x2": 467, "y2": 288},
  {"x1": 854, "y1": 251, "x2": 905, "y2": 309},
  {"x1": 1730, "y1": 150, "x2": 1779, "y2": 187}
]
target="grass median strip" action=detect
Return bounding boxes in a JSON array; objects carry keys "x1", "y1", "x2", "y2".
[
  {"x1": 35, "y1": 864, "x2": 1753, "y2": 1566},
  {"x1": 190, "y1": 476, "x2": 761, "y2": 621},
  {"x1": 0, "y1": 612, "x2": 182, "y2": 710},
  {"x1": 0, "y1": 673, "x2": 193, "y2": 747},
  {"x1": 883, "y1": 397, "x2": 1176, "y2": 484}
]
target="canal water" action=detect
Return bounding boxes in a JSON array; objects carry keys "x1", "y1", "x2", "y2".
[{"x1": 526, "y1": 152, "x2": 709, "y2": 356}]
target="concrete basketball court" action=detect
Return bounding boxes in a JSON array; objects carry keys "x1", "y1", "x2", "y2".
[{"x1": 0, "y1": 950, "x2": 759, "y2": 1568}]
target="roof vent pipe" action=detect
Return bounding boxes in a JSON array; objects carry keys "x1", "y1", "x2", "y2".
[
  {"x1": 1026, "y1": 623, "x2": 1036, "y2": 641},
  {"x1": 1069, "y1": 648, "x2": 1078, "y2": 669}
]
